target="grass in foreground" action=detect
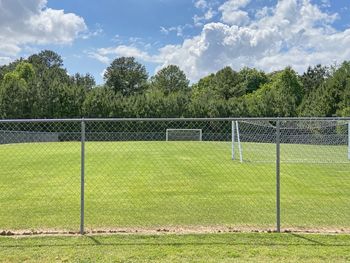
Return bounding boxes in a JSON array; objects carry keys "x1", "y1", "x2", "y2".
[
  {"x1": 0, "y1": 141, "x2": 349, "y2": 231},
  {"x1": 1, "y1": 233, "x2": 350, "y2": 262}
]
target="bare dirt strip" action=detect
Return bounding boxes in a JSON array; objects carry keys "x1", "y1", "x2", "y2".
[{"x1": 1, "y1": 226, "x2": 350, "y2": 237}]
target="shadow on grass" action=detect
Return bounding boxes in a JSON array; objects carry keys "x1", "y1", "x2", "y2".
[
  {"x1": 1, "y1": 233, "x2": 349, "y2": 249},
  {"x1": 289, "y1": 233, "x2": 325, "y2": 245}
]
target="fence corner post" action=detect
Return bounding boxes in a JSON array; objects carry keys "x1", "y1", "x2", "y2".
[
  {"x1": 276, "y1": 118, "x2": 281, "y2": 233},
  {"x1": 348, "y1": 121, "x2": 350, "y2": 161},
  {"x1": 80, "y1": 118, "x2": 85, "y2": 235}
]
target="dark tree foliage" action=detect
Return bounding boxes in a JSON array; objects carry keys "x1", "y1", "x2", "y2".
[
  {"x1": 0, "y1": 50, "x2": 349, "y2": 119},
  {"x1": 238, "y1": 67, "x2": 268, "y2": 94},
  {"x1": 28, "y1": 50, "x2": 64, "y2": 69},
  {"x1": 104, "y1": 57, "x2": 148, "y2": 96},
  {"x1": 301, "y1": 64, "x2": 329, "y2": 94},
  {"x1": 72, "y1": 73, "x2": 96, "y2": 91},
  {"x1": 213, "y1": 67, "x2": 243, "y2": 100},
  {"x1": 150, "y1": 65, "x2": 189, "y2": 95}
]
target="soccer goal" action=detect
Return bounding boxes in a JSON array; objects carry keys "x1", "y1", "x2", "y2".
[
  {"x1": 231, "y1": 121, "x2": 243, "y2": 162},
  {"x1": 166, "y1": 129, "x2": 202, "y2": 141}
]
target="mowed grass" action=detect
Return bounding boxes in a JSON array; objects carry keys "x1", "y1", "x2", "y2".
[
  {"x1": 0, "y1": 141, "x2": 349, "y2": 232},
  {"x1": 1, "y1": 233, "x2": 350, "y2": 262}
]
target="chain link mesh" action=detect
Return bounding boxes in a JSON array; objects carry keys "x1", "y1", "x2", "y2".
[
  {"x1": 0, "y1": 118, "x2": 349, "y2": 234},
  {"x1": 0, "y1": 121, "x2": 81, "y2": 232}
]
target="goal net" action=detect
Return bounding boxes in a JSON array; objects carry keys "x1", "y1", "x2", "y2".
[
  {"x1": 166, "y1": 129, "x2": 202, "y2": 141},
  {"x1": 235, "y1": 119, "x2": 350, "y2": 164}
]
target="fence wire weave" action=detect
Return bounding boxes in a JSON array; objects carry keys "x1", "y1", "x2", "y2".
[{"x1": 0, "y1": 118, "x2": 349, "y2": 234}]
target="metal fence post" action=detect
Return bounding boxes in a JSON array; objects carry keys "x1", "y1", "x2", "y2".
[
  {"x1": 276, "y1": 119, "x2": 281, "y2": 233},
  {"x1": 348, "y1": 121, "x2": 350, "y2": 160},
  {"x1": 80, "y1": 118, "x2": 85, "y2": 234}
]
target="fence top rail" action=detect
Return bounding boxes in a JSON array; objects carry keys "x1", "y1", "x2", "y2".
[{"x1": 0, "y1": 117, "x2": 349, "y2": 123}]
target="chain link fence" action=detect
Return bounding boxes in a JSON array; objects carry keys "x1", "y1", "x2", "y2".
[{"x1": 0, "y1": 118, "x2": 349, "y2": 234}]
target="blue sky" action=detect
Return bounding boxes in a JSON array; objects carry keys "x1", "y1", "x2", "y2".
[{"x1": 1, "y1": 0, "x2": 350, "y2": 84}]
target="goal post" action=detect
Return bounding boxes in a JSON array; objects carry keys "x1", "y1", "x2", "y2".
[
  {"x1": 232, "y1": 121, "x2": 243, "y2": 162},
  {"x1": 166, "y1": 129, "x2": 202, "y2": 141},
  {"x1": 231, "y1": 121, "x2": 235, "y2": 160}
]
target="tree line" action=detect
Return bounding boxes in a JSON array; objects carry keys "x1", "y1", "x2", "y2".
[{"x1": 0, "y1": 50, "x2": 349, "y2": 119}]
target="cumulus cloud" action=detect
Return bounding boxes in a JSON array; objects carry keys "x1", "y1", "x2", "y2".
[
  {"x1": 194, "y1": 0, "x2": 208, "y2": 10},
  {"x1": 87, "y1": 52, "x2": 110, "y2": 65},
  {"x1": 91, "y1": 0, "x2": 350, "y2": 81},
  {"x1": 221, "y1": 10, "x2": 250, "y2": 26},
  {"x1": 0, "y1": 57, "x2": 12, "y2": 65},
  {"x1": 193, "y1": 9, "x2": 216, "y2": 26},
  {"x1": 160, "y1": 24, "x2": 193, "y2": 37},
  {"x1": 0, "y1": 0, "x2": 87, "y2": 62},
  {"x1": 91, "y1": 45, "x2": 162, "y2": 64},
  {"x1": 218, "y1": 0, "x2": 251, "y2": 26},
  {"x1": 165, "y1": 0, "x2": 348, "y2": 80}
]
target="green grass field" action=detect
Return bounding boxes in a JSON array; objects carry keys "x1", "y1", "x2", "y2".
[
  {"x1": 1, "y1": 233, "x2": 350, "y2": 262},
  {"x1": 0, "y1": 141, "x2": 349, "y2": 232}
]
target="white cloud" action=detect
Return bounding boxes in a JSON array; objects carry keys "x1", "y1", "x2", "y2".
[
  {"x1": 0, "y1": 57, "x2": 12, "y2": 65},
  {"x1": 220, "y1": 0, "x2": 251, "y2": 10},
  {"x1": 218, "y1": 0, "x2": 251, "y2": 25},
  {"x1": 164, "y1": 0, "x2": 346, "y2": 79},
  {"x1": 91, "y1": 0, "x2": 350, "y2": 82},
  {"x1": 93, "y1": 45, "x2": 162, "y2": 64},
  {"x1": 320, "y1": 0, "x2": 331, "y2": 8},
  {"x1": 0, "y1": 0, "x2": 87, "y2": 63},
  {"x1": 160, "y1": 26, "x2": 170, "y2": 35},
  {"x1": 222, "y1": 10, "x2": 250, "y2": 26},
  {"x1": 205, "y1": 9, "x2": 215, "y2": 20},
  {"x1": 194, "y1": 0, "x2": 208, "y2": 10},
  {"x1": 159, "y1": 24, "x2": 193, "y2": 37},
  {"x1": 87, "y1": 52, "x2": 110, "y2": 65},
  {"x1": 193, "y1": 8, "x2": 216, "y2": 26},
  {"x1": 158, "y1": 0, "x2": 347, "y2": 80},
  {"x1": 81, "y1": 24, "x2": 103, "y2": 39},
  {"x1": 255, "y1": 6, "x2": 273, "y2": 19},
  {"x1": 100, "y1": 69, "x2": 107, "y2": 79}
]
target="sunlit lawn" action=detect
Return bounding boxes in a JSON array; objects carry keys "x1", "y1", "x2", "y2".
[
  {"x1": 1, "y1": 233, "x2": 350, "y2": 262},
  {"x1": 0, "y1": 141, "x2": 349, "y2": 232}
]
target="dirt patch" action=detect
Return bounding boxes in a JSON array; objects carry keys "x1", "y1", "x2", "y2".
[{"x1": 1, "y1": 226, "x2": 350, "y2": 237}]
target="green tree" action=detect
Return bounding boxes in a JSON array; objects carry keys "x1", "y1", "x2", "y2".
[
  {"x1": 213, "y1": 67, "x2": 244, "y2": 100},
  {"x1": 273, "y1": 67, "x2": 303, "y2": 116},
  {"x1": 0, "y1": 62, "x2": 35, "y2": 118},
  {"x1": 299, "y1": 62, "x2": 350, "y2": 117},
  {"x1": 150, "y1": 65, "x2": 189, "y2": 94},
  {"x1": 104, "y1": 57, "x2": 148, "y2": 96},
  {"x1": 83, "y1": 86, "x2": 118, "y2": 117},
  {"x1": 28, "y1": 50, "x2": 63, "y2": 69},
  {"x1": 189, "y1": 75, "x2": 228, "y2": 117},
  {"x1": 238, "y1": 67, "x2": 268, "y2": 94},
  {"x1": 244, "y1": 83, "x2": 276, "y2": 117},
  {"x1": 0, "y1": 59, "x2": 25, "y2": 81},
  {"x1": 71, "y1": 73, "x2": 95, "y2": 91},
  {"x1": 244, "y1": 67, "x2": 303, "y2": 117},
  {"x1": 301, "y1": 64, "x2": 328, "y2": 94},
  {"x1": 27, "y1": 50, "x2": 90, "y2": 118}
]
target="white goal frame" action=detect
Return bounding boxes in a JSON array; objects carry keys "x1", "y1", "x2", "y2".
[
  {"x1": 232, "y1": 121, "x2": 243, "y2": 162},
  {"x1": 166, "y1": 129, "x2": 203, "y2": 141}
]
